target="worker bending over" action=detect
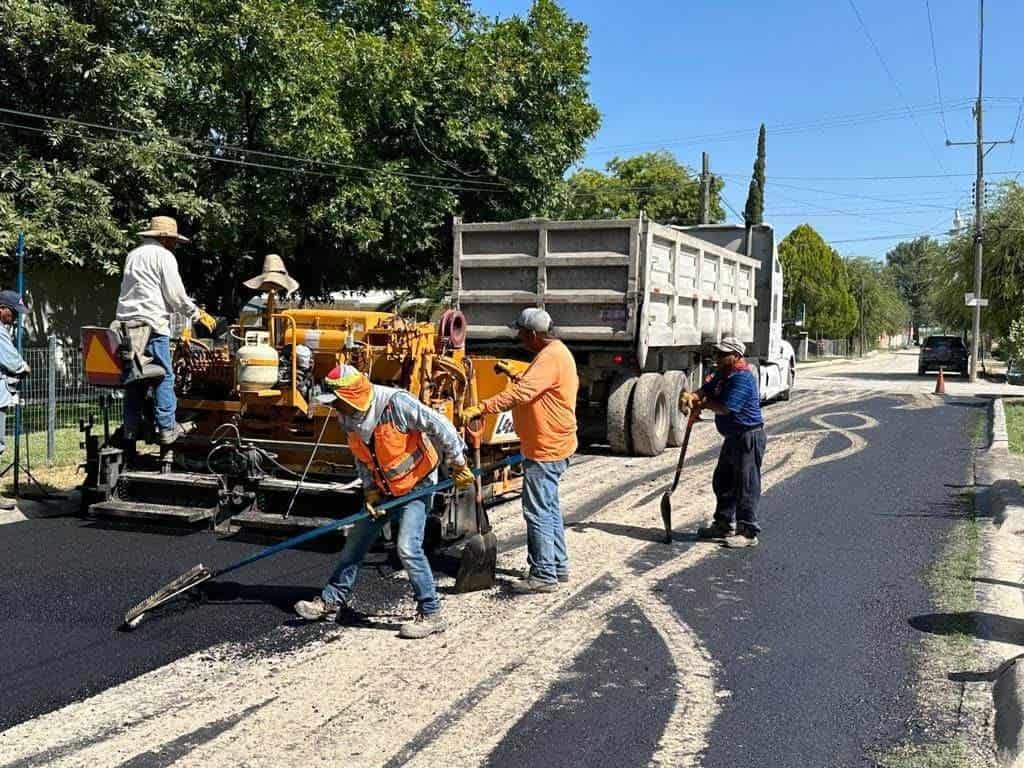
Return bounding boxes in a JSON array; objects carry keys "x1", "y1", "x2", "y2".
[
  {"x1": 115, "y1": 216, "x2": 215, "y2": 445},
  {"x1": 681, "y1": 337, "x2": 766, "y2": 548},
  {"x1": 463, "y1": 308, "x2": 578, "y2": 593},
  {"x1": 296, "y1": 365, "x2": 474, "y2": 639}
]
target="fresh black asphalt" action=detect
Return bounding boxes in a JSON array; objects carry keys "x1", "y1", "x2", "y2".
[
  {"x1": 0, "y1": 390, "x2": 980, "y2": 768},
  {"x1": 485, "y1": 393, "x2": 978, "y2": 768}
]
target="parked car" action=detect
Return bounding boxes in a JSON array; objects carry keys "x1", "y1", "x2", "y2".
[
  {"x1": 1008, "y1": 359, "x2": 1024, "y2": 386},
  {"x1": 918, "y1": 335, "x2": 969, "y2": 377}
]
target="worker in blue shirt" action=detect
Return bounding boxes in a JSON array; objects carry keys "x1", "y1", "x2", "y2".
[{"x1": 681, "y1": 337, "x2": 766, "y2": 548}]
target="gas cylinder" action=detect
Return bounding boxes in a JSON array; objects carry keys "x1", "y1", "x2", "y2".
[{"x1": 236, "y1": 331, "x2": 280, "y2": 393}]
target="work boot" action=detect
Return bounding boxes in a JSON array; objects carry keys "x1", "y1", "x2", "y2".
[
  {"x1": 399, "y1": 611, "x2": 447, "y2": 640},
  {"x1": 294, "y1": 596, "x2": 341, "y2": 621},
  {"x1": 510, "y1": 576, "x2": 559, "y2": 595},
  {"x1": 158, "y1": 421, "x2": 195, "y2": 446},
  {"x1": 722, "y1": 532, "x2": 759, "y2": 549},
  {"x1": 697, "y1": 520, "x2": 734, "y2": 540},
  {"x1": 0, "y1": 495, "x2": 16, "y2": 510}
]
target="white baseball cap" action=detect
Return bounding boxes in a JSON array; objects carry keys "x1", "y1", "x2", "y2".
[{"x1": 512, "y1": 307, "x2": 553, "y2": 333}]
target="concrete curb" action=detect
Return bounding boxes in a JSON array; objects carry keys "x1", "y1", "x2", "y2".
[
  {"x1": 796, "y1": 350, "x2": 885, "y2": 371},
  {"x1": 978, "y1": 397, "x2": 1024, "y2": 767}
]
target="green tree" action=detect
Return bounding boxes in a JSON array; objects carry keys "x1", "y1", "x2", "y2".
[
  {"x1": 744, "y1": 124, "x2": 765, "y2": 226},
  {"x1": 0, "y1": 0, "x2": 601, "y2": 314},
  {"x1": 844, "y1": 256, "x2": 910, "y2": 346},
  {"x1": 779, "y1": 224, "x2": 857, "y2": 338},
  {"x1": 885, "y1": 235, "x2": 937, "y2": 340},
  {"x1": 928, "y1": 181, "x2": 1024, "y2": 340},
  {"x1": 559, "y1": 151, "x2": 724, "y2": 224}
]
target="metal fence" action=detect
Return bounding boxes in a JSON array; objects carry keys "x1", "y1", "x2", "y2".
[
  {"x1": 789, "y1": 336, "x2": 859, "y2": 362},
  {"x1": 4, "y1": 337, "x2": 123, "y2": 466}
]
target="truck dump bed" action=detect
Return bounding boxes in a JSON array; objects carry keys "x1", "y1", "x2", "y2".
[{"x1": 454, "y1": 217, "x2": 761, "y2": 367}]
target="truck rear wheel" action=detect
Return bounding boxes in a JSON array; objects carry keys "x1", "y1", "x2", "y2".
[
  {"x1": 663, "y1": 370, "x2": 688, "y2": 447},
  {"x1": 631, "y1": 373, "x2": 671, "y2": 457},
  {"x1": 606, "y1": 374, "x2": 637, "y2": 455}
]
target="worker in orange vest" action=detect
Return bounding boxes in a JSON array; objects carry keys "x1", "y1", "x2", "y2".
[
  {"x1": 463, "y1": 308, "x2": 578, "y2": 594},
  {"x1": 295, "y1": 365, "x2": 474, "y2": 639}
]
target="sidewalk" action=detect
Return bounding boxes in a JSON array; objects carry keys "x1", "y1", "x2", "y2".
[{"x1": 796, "y1": 350, "x2": 884, "y2": 371}]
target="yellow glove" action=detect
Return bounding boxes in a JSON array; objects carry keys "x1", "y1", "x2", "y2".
[
  {"x1": 679, "y1": 391, "x2": 701, "y2": 413},
  {"x1": 451, "y1": 463, "x2": 476, "y2": 490},
  {"x1": 364, "y1": 488, "x2": 384, "y2": 518},
  {"x1": 462, "y1": 404, "x2": 484, "y2": 423},
  {"x1": 194, "y1": 309, "x2": 217, "y2": 333}
]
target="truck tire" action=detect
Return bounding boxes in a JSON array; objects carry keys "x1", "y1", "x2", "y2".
[
  {"x1": 664, "y1": 370, "x2": 688, "y2": 447},
  {"x1": 606, "y1": 373, "x2": 637, "y2": 455},
  {"x1": 630, "y1": 373, "x2": 671, "y2": 457},
  {"x1": 778, "y1": 362, "x2": 794, "y2": 402}
]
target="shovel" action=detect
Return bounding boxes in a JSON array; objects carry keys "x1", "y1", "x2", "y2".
[
  {"x1": 455, "y1": 374, "x2": 500, "y2": 593},
  {"x1": 659, "y1": 407, "x2": 700, "y2": 544},
  {"x1": 123, "y1": 454, "x2": 523, "y2": 629}
]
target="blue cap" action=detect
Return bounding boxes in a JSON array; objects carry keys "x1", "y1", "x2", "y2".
[{"x1": 0, "y1": 290, "x2": 28, "y2": 315}]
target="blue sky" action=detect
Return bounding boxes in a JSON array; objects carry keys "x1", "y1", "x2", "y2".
[{"x1": 475, "y1": 0, "x2": 1024, "y2": 259}]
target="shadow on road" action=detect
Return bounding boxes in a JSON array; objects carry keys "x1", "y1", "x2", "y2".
[{"x1": 910, "y1": 611, "x2": 1024, "y2": 645}]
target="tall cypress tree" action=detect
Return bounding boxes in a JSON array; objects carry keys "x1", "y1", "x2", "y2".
[{"x1": 744, "y1": 124, "x2": 766, "y2": 226}]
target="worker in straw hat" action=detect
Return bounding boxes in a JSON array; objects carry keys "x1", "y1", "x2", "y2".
[
  {"x1": 680, "y1": 337, "x2": 766, "y2": 548},
  {"x1": 115, "y1": 215, "x2": 216, "y2": 446},
  {"x1": 242, "y1": 253, "x2": 299, "y2": 296},
  {"x1": 295, "y1": 364, "x2": 476, "y2": 639}
]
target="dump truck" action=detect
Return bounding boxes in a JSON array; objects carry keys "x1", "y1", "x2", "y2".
[
  {"x1": 79, "y1": 301, "x2": 524, "y2": 545},
  {"x1": 453, "y1": 216, "x2": 794, "y2": 456}
]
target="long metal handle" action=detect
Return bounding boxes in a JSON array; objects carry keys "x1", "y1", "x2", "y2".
[{"x1": 214, "y1": 453, "x2": 523, "y2": 579}]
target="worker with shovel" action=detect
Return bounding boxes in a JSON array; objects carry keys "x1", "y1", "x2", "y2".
[
  {"x1": 462, "y1": 308, "x2": 579, "y2": 594},
  {"x1": 295, "y1": 365, "x2": 475, "y2": 639},
  {"x1": 681, "y1": 337, "x2": 766, "y2": 549}
]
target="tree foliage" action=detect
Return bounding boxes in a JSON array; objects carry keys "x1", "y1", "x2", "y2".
[
  {"x1": 844, "y1": 256, "x2": 910, "y2": 343},
  {"x1": 884, "y1": 235, "x2": 938, "y2": 339},
  {"x1": 744, "y1": 124, "x2": 765, "y2": 226},
  {"x1": 926, "y1": 182, "x2": 1024, "y2": 340},
  {"x1": 779, "y1": 224, "x2": 857, "y2": 338},
  {"x1": 0, "y1": 0, "x2": 601, "y2": 312},
  {"x1": 558, "y1": 151, "x2": 724, "y2": 224}
]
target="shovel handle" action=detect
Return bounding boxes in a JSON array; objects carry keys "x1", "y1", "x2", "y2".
[{"x1": 214, "y1": 454, "x2": 523, "y2": 579}]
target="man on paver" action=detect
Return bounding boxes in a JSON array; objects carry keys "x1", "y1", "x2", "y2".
[
  {"x1": 681, "y1": 337, "x2": 766, "y2": 548},
  {"x1": 462, "y1": 308, "x2": 579, "y2": 593},
  {"x1": 295, "y1": 365, "x2": 475, "y2": 639},
  {"x1": 0, "y1": 290, "x2": 30, "y2": 510},
  {"x1": 115, "y1": 215, "x2": 216, "y2": 445}
]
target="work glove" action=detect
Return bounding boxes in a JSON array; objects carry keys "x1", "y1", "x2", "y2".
[
  {"x1": 679, "y1": 391, "x2": 701, "y2": 413},
  {"x1": 451, "y1": 463, "x2": 476, "y2": 490},
  {"x1": 194, "y1": 309, "x2": 217, "y2": 333},
  {"x1": 462, "y1": 404, "x2": 484, "y2": 423},
  {"x1": 363, "y1": 488, "x2": 384, "y2": 518}
]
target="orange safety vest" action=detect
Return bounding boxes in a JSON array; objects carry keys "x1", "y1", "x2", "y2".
[{"x1": 348, "y1": 417, "x2": 439, "y2": 497}]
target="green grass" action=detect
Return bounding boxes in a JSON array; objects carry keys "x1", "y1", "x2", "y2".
[
  {"x1": 875, "y1": 741, "x2": 972, "y2": 768},
  {"x1": 1006, "y1": 401, "x2": 1024, "y2": 454}
]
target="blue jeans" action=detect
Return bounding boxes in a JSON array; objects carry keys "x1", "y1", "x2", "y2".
[
  {"x1": 124, "y1": 334, "x2": 176, "y2": 432},
  {"x1": 322, "y1": 493, "x2": 439, "y2": 614},
  {"x1": 522, "y1": 458, "x2": 570, "y2": 584}
]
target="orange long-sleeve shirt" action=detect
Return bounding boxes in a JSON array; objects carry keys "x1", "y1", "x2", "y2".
[{"x1": 481, "y1": 340, "x2": 579, "y2": 462}]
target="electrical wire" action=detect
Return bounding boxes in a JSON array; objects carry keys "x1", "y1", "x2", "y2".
[
  {"x1": 925, "y1": 0, "x2": 951, "y2": 143},
  {"x1": 847, "y1": 0, "x2": 954, "y2": 181}
]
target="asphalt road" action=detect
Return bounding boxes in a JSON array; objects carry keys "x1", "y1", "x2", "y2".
[{"x1": 485, "y1": 390, "x2": 978, "y2": 768}]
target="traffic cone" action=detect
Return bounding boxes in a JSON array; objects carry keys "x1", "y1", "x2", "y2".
[{"x1": 935, "y1": 367, "x2": 946, "y2": 395}]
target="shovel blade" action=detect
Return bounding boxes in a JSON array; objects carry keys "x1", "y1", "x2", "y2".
[
  {"x1": 660, "y1": 493, "x2": 673, "y2": 544},
  {"x1": 123, "y1": 563, "x2": 212, "y2": 629},
  {"x1": 454, "y1": 531, "x2": 497, "y2": 593}
]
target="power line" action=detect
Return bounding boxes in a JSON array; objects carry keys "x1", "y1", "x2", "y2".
[
  {"x1": 847, "y1": 0, "x2": 954, "y2": 181},
  {"x1": 925, "y1": 0, "x2": 951, "y2": 143},
  {"x1": 721, "y1": 173, "x2": 958, "y2": 210},
  {"x1": 0, "y1": 105, "x2": 511, "y2": 190}
]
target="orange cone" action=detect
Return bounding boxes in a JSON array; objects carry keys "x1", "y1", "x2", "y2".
[{"x1": 935, "y1": 367, "x2": 946, "y2": 395}]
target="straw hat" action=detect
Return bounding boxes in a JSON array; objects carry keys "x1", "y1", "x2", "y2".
[
  {"x1": 243, "y1": 253, "x2": 300, "y2": 295},
  {"x1": 139, "y1": 215, "x2": 189, "y2": 243}
]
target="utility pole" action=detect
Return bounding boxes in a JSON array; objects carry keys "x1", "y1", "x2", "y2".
[
  {"x1": 947, "y1": 0, "x2": 1013, "y2": 381},
  {"x1": 701, "y1": 152, "x2": 711, "y2": 225}
]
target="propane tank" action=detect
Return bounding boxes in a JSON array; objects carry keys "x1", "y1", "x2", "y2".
[{"x1": 236, "y1": 331, "x2": 280, "y2": 393}]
